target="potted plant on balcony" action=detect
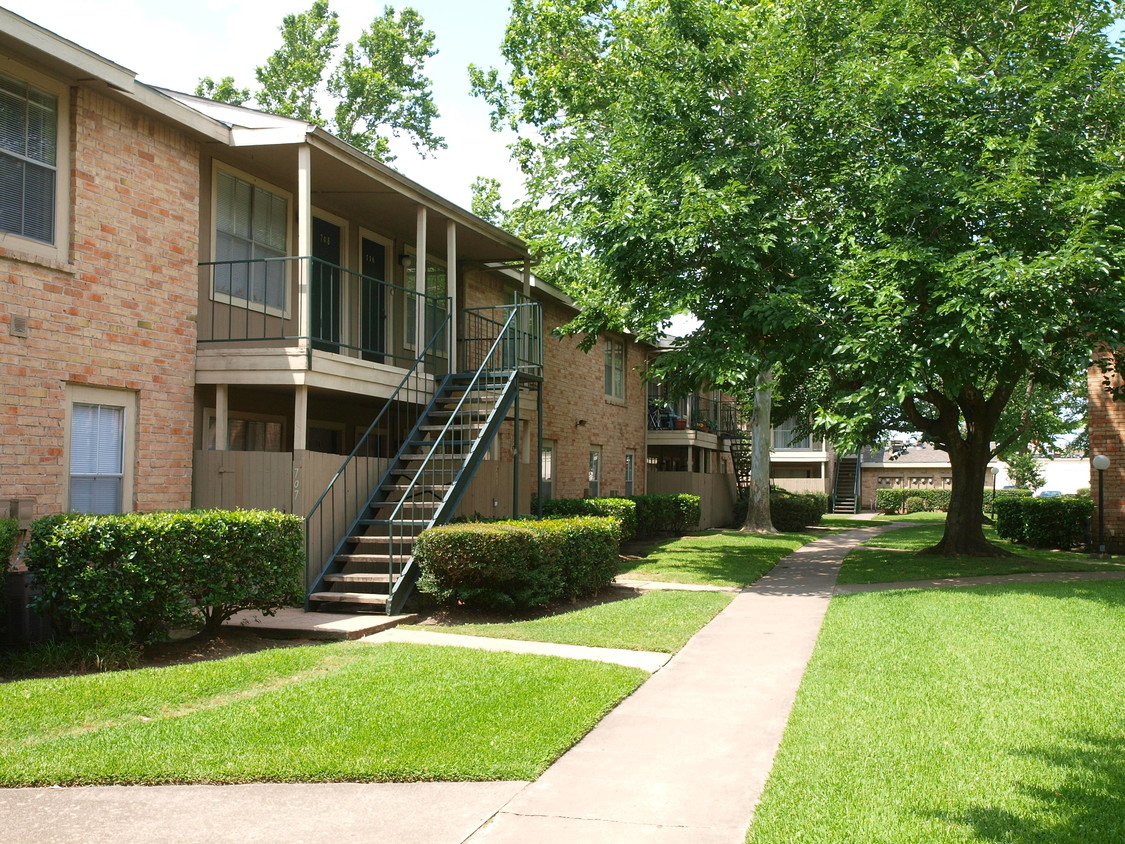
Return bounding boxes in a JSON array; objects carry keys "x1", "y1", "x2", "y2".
[{"x1": 673, "y1": 418, "x2": 687, "y2": 430}]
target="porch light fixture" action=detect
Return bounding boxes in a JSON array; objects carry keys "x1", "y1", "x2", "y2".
[
  {"x1": 1093, "y1": 454, "x2": 1110, "y2": 556},
  {"x1": 398, "y1": 253, "x2": 415, "y2": 268}
]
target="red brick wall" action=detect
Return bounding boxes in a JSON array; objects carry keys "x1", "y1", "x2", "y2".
[
  {"x1": 462, "y1": 268, "x2": 648, "y2": 499},
  {"x1": 0, "y1": 86, "x2": 199, "y2": 517},
  {"x1": 1089, "y1": 363, "x2": 1125, "y2": 548}
]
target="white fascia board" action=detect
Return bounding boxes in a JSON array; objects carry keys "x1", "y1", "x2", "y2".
[
  {"x1": 861, "y1": 461, "x2": 953, "y2": 469},
  {"x1": 230, "y1": 125, "x2": 315, "y2": 147}
]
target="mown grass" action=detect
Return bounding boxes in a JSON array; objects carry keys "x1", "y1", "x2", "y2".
[
  {"x1": 0, "y1": 641, "x2": 645, "y2": 786},
  {"x1": 747, "y1": 582, "x2": 1125, "y2": 844},
  {"x1": 839, "y1": 522, "x2": 1125, "y2": 584},
  {"x1": 618, "y1": 529, "x2": 824, "y2": 587},
  {"x1": 408, "y1": 589, "x2": 734, "y2": 653}
]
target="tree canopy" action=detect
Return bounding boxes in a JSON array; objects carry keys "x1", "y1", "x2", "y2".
[
  {"x1": 197, "y1": 1, "x2": 443, "y2": 162},
  {"x1": 478, "y1": 0, "x2": 1125, "y2": 554}
]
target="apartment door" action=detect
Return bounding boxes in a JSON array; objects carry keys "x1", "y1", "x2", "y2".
[
  {"x1": 360, "y1": 236, "x2": 387, "y2": 363},
  {"x1": 311, "y1": 217, "x2": 341, "y2": 353}
]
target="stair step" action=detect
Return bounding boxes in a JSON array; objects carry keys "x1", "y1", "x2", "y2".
[
  {"x1": 409, "y1": 439, "x2": 475, "y2": 447},
  {"x1": 348, "y1": 535, "x2": 416, "y2": 545},
  {"x1": 309, "y1": 591, "x2": 389, "y2": 606},
  {"x1": 324, "y1": 572, "x2": 393, "y2": 583},
  {"x1": 359, "y1": 519, "x2": 430, "y2": 527},
  {"x1": 381, "y1": 484, "x2": 452, "y2": 493}
]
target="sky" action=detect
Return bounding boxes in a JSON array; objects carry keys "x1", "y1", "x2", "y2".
[{"x1": 2, "y1": 0, "x2": 524, "y2": 210}]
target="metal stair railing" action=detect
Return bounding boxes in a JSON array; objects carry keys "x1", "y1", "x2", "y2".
[
  {"x1": 304, "y1": 306, "x2": 451, "y2": 598},
  {"x1": 385, "y1": 304, "x2": 536, "y2": 614},
  {"x1": 851, "y1": 453, "x2": 862, "y2": 513}
]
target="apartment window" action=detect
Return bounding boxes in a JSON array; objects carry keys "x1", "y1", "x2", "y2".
[
  {"x1": 214, "y1": 168, "x2": 288, "y2": 311},
  {"x1": 541, "y1": 440, "x2": 555, "y2": 501},
  {"x1": 0, "y1": 70, "x2": 57, "y2": 243},
  {"x1": 67, "y1": 387, "x2": 135, "y2": 515},
  {"x1": 624, "y1": 451, "x2": 635, "y2": 496},
  {"x1": 772, "y1": 417, "x2": 812, "y2": 450},
  {"x1": 604, "y1": 338, "x2": 625, "y2": 399},
  {"x1": 588, "y1": 448, "x2": 601, "y2": 497},
  {"x1": 404, "y1": 255, "x2": 448, "y2": 352}
]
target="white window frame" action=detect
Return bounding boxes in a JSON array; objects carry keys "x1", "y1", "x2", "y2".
[
  {"x1": 541, "y1": 439, "x2": 556, "y2": 501},
  {"x1": 210, "y1": 162, "x2": 293, "y2": 319},
  {"x1": 0, "y1": 56, "x2": 71, "y2": 265},
  {"x1": 604, "y1": 337, "x2": 625, "y2": 400},
  {"x1": 588, "y1": 447, "x2": 602, "y2": 498},
  {"x1": 65, "y1": 385, "x2": 135, "y2": 514}
]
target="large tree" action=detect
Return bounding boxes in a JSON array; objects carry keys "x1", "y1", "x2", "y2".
[
  {"x1": 197, "y1": 1, "x2": 443, "y2": 162},
  {"x1": 480, "y1": 0, "x2": 1125, "y2": 553}
]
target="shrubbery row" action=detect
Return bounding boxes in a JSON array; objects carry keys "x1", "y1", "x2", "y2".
[
  {"x1": 731, "y1": 488, "x2": 828, "y2": 531},
  {"x1": 536, "y1": 494, "x2": 702, "y2": 540},
  {"x1": 22, "y1": 510, "x2": 303, "y2": 644},
  {"x1": 875, "y1": 487, "x2": 1033, "y2": 513},
  {"x1": 0, "y1": 517, "x2": 18, "y2": 642},
  {"x1": 415, "y1": 516, "x2": 620, "y2": 610},
  {"x1": 994, "y1": 497, "x2": 1095, "y2": 550}
]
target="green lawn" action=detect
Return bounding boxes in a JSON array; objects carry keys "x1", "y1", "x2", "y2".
[
  {"x1": 0, "y1": 641, "x2": 645, "y2": 786},
  {"x1": 407, "y1": 589, "x2": 734, "y2": 653},
  {"x1": 839, "y1": 522, "x2": 1125, "y2": 584},
  {"x1": 747, "y1": 582, "x2": 1125, "y2": 843},
  {"x1": 618, "y1": 529, "x2": 824, "y2": 587}
]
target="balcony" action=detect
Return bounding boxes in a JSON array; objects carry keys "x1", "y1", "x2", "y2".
[{"x1": 196, "y1": 256, "x2": 450, "y2": 398}]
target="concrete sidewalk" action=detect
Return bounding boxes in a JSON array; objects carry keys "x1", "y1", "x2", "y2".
[
  {"x1": 1, "y1": 522, "x2": 883, "y2": 844},
  {"x1": 466, "y1": 526, "x2": 884, "y2": 843}
]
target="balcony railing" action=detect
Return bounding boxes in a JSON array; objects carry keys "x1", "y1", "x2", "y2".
[
  {"x1": 647, "y1": 392, "x2": 748, "y2": 435},
  {"x1": 198, "y1": 256, "x2": 450, "y2": 374}
]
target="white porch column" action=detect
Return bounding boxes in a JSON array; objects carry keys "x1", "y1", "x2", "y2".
[
  {"x1": 215, "y1": 384, "x2": 229, "y2": 452},
  {"x1": 522, "y1": 257, "x2": 531, "y2": 297},
  {"x1": 447, "y1": 219, "x2": 458, "y2": 372},
  {"x1": 415, "y1": 205, "x2": 428, "y2": 365},
  {"x1": 294, "y1": 384, "x2": 308, "y2": 451},
  {"x1": 297, "y1": 144, "x2": 313, "y2": 348}
]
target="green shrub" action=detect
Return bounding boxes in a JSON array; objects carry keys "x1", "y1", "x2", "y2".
[
  {"x1": 994, "y1": 496, "x2": 1094, "y2": 549},
  {"x1": 875, "y1": 489, "x2": 907, "y2": 513},
  {"x1": 415, "y1": 516, "x2": 620, "y2": 611},
  {"x1": 537, "y1": 497, "x2": 637, "y2": 541},
  {"x1": 0, "y1": 517, "x2": 18, "y2": 643},
  {"x1": 983, "y1": 487, "x2": 1034, "y2": 512},
  {"x1": 628, "y1": 494, "x2": 701, "y2": 537},
  {"x1": 735, "y1": 488, "x2": 826, "y2": 531},
  {"x1": 905, "y1": 496, "x2": 927, "y2": 514},
  {"x1": 22, "y1": 510, "x2": 303, "y2": 644}
]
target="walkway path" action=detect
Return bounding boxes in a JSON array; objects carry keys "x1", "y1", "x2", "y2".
[{"x1": 464, "y1": 524, "x2": 888, "y2": 843}]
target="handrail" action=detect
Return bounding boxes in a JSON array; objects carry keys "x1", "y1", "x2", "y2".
[
  {"x1": 851, "y1": 452, "x2": 862, "y2": 513},
  {"x1": 304, "y1": 308, "x2": 452, "y2": 595},
  {"x1": 384, "y1": 305, "x2": 534, "y2": 611}
]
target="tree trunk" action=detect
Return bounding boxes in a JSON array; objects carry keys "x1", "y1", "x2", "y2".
[
  {"x1": 742, "y1": 368, "x2": 776, "y2": 533},
  {"x1": 922, "y1": 431, "x2": 1010, "y2": 557}
]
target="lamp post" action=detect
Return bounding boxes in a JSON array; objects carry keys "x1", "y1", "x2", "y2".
[
  {"x1": 990, "y1": 466, "x2": 1000, "y2": 519},
  {"x1": 1093, "y1": 454, "x2": 1110, "y2": 556}
]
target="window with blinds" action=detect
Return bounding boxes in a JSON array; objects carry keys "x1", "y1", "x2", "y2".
[
  {"x1": 215, "y1": 169, "x2": 288, "y2": 310},
  {"x1": 0, "y1": 71, "x2": 57, "y2": 243},
  {"x1": 70, "y1": 403, "x2": 124, "y2": 514}
]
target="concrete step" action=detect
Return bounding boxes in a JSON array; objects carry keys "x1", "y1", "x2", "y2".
[
  {"x1": 323, "y1": 572, "x2": 393, "y2": 583},
  {"x1": 309, "y1": 591, "x2": 389, "y2": 606}
]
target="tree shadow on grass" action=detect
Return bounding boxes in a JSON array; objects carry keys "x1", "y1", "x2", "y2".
[{"x1": 932, "y1": 730, "x2": 1125, "y2": 843}]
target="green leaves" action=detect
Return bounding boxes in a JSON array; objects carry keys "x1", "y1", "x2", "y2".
[{"x1": 196, "y1": 2, "x2": 443, "y2": 162}]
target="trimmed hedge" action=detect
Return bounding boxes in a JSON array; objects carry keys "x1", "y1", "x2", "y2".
[
  {"x1": 630, "y1": 494, "x2": 701, "y2": 537},
  {"x1": 415, "y1": 516, "x2": 620, "y2": 611},
  {"x1": 22, "y1": 510, "x2": 303, "y2": 644},
  {"x1": 0, "y1": 517, "x2": 18, "y2": 642},
  {"x1": 537, "y1": 497, "x2": 637, "y2": 541},
  {"x1": 732, "y1": 488, "x2": 827, "y2": 531},
  {"x1": 994, "y1": 496, "x2": 1095, "y2": 549},
  {"x1": 876, "y1": 487, "x2": 1032, "y2": 513}
]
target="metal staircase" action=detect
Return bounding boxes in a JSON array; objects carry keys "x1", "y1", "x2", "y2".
[
  {"x1": 728, "y1": 436, "x2": 753, "y2": 497},
  {"x1": 304, "y1": 302, "x2": 541, "y2": 615},
  {"x1": 831, "y1": 453, "x2": 861, "y2": 513}
]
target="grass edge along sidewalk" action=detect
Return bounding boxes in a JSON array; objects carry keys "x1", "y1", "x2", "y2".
[
  {"x1": 0, "y1": 641, "x2": 646, "y2": 786},
  {"x1": 746, "y1": 579, "x2": 1125, "y2": 844}
]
